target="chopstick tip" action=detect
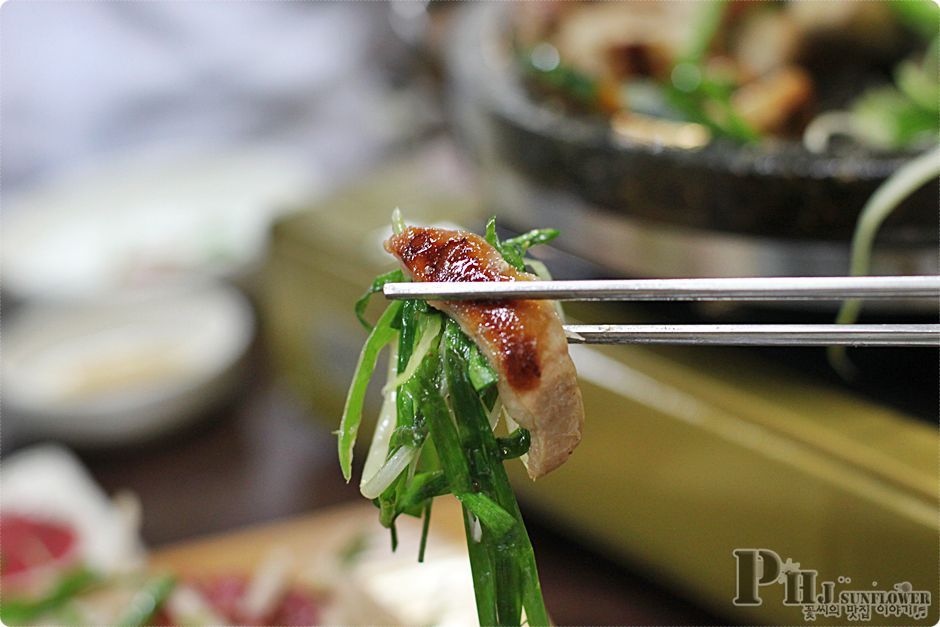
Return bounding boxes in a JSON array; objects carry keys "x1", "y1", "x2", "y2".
[{"x1": 564, "y1": 326, "x2": 586, "y2": 344}]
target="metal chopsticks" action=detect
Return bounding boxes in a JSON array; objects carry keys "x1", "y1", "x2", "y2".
[
  {"x1": 564, "y1": 324, "x2": 938, "y2": 347},
  {"x1": 383, "y1": 276, "x2": 940, "y2": 302},
  {"x1": 383, "y1": 276, "x2": 940, "y2": 347}
]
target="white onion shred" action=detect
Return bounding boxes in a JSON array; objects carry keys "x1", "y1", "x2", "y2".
[
  {"x1": 487, "y1": 399, "x2": 503, "y2": 431},
  {"x1": 504, "y1": 411, "x2": 529, "y2": 469},
  {"x1": 504, "y1": 411, "x2": 519, "y2": 435},
  {"x1": 383, "y1": 315, "x2": 442, "y2": 393},
  {"x1": 466, "y1": 510, "x2": 482, "y2": 543},
  {"x1": 438, "y1": 334, "x2": 459, "y2": 428},
  {"x1": 360, "y1": 342, "x2": 399, "y2": 492},
  {"x1": 407, "y1": 445, "x2": 420, "y2": 482},
  {"x1": 471, "y1": 515, "x2": 483, "y2": 543},
  {"x1": 239, "y1": 547, "x2": 293, "y2": 621},
  {"x1": 802, "y1": 111, "x2": 858, "y2": 154},
  {"x1": 391, "y1": 207, "x2": 405, "y2": 235},
  {"x1": 361, "y1": 445, "x2": 417, "y2": 499}
]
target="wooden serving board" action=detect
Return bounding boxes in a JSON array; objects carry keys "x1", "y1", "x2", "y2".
[
  {"x1": 150, "y1": 497, "x2": 478, "y2": 625},
  {"x1": 150, "y1": 496, "x2": 466, "y2": 578}
]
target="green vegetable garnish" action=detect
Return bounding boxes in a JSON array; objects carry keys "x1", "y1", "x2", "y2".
[
  {"x1": 849, "y1": 35, "x2": 939, "y2": 151},
  {"x1": 681, "y1": 0, "x2": 726, "y2": 65},
  {"x1": 0, "y1": 567, "x2": 98, "y2": 624},
  {"x1": 829, "y1": 146, "x2": 940, "y2": 377},
  {"x1": 485, "y1": 216, "x2": 559, "y2": 273},
  {"x1": 355, "y1": 269, "x2": 405, "y2": 331},
  {"x1": 340, "y1": 216, "x2": 557, "y2": 626},
  {"x1": 666, "y1": 0, "x2": 759, "y2": 143},
  {"x1": 666, "y1": 77, "x2": 759, "y2": 144},
  {"x1": 115, "y1": 574, "x2": 176, "y2": 627},
  {"x1": 520, "y1": 48, "x2": 611, "y2": 111},
  {"x1": 339, "y1": 299, "x2": 404, "y2": 481},
  {"x1": 889, "y1": 0, "x2": 940, "y2": 41},
  {"x1": 852, "y1": 87, "x2": 938, "y2": 150}
]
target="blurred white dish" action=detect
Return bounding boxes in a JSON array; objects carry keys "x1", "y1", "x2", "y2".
[
  {"x1": 2, "y1": 145, "x2": 316, "y2": 301},
  {"x1": 1, "y1": 445, "x2": 145, "y2": 575},
  {"x1": 2, "y1": 283, "x2": 254, "y2": 446}
]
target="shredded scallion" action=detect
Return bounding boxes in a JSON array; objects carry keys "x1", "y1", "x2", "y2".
[{"x1": 340, "y1": 215, "x2": 558, "y2": 626}]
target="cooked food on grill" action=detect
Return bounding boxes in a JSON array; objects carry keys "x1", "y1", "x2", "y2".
[{"x1": 515, "y1": 0, "x2": 939, "y2": 151}]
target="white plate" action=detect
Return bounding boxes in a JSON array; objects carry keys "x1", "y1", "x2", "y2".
[
  {"x1": 1, "y1": 445, "x2": 145, "y2": 575},
  {"x1": 2, "y1": 145, "x2": 316, "y2": 302},
  {"x1": 2, "y1": 283, "x2": 254, "y2": 446}
]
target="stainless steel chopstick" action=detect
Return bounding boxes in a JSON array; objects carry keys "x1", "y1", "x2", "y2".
[
  {"x1": 382, "y1": 275, "x2": 939, "y2": 347},
  {"x1": 563, "y1": 324, "x2": 940, "y2": 347},
  {"x1": 383, "y1": 276, "x2": 940, "y2": 302}
]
